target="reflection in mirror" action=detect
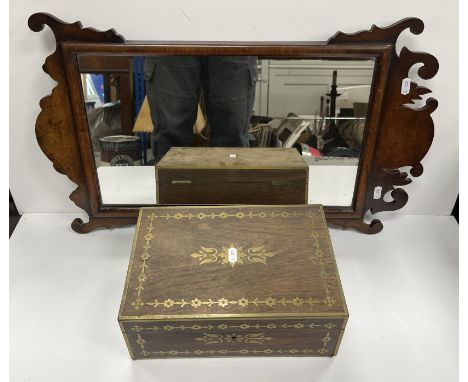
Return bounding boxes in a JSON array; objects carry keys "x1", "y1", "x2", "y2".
[{"x1": 78, "y1": 55, "x2": 375, "y2": 207}]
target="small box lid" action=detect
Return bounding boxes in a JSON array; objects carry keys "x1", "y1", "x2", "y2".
[
  {"x1": 155, "y1": 147, "x2": 308, "y2": 170},
  {"x1": 119, "y1": 205, "x2": 347, "y2": 321}
]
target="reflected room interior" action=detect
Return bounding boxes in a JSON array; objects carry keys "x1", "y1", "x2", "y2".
[{"x1": 78, "y1": 55, "x2": 375, "y2": 207}]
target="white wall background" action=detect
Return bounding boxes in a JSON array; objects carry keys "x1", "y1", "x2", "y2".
[{"x1": 10, "y1": 0, "x2": 458, "y2": 215}]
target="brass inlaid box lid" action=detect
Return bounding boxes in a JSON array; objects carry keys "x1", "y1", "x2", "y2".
[
  {"x1": 155, "y1": 147, "x2": 308, "y2": 170},
  {"x1": 119, "y1": 205, "x2": 347, "y2": 320}
]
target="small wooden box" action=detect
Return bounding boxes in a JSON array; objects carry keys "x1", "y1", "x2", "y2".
[
  {"x1": 155, "y1": 147, "x2": 308, "y2": 205},
  {"x1": 119, "y1": 205, "x2": 348, "y2": 359}
]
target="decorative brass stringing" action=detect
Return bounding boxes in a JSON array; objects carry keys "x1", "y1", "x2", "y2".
[
  {"x1": 317, "y1": 331, "x2": 332, "y2": 355},
  {"x1": 129, "y1": 321, "x2": 337, "y2": 332},
  {"x1": 136, "y1": 334, "x2": 149, "y2": 357},
  {"x1": 141, "y1": 348, "x2": 319, "y2": 357},
  {"x1": 145, "y1": 296, "x2": 321, "y2": 309},
  {"x1": 195, "y1": 332, "x2": 273, "y2": 345},
  {"x1": 308, "y1": 218, "x2": 336, "y2": 309},
  {"x1": 146, "y1": 209, "x2": 308, "y2": 222},
  {"x1": 131, "y1": 221, "x2": 154, "y2": 310},
  {"x1": 191, "y1": 244, "x2": 275, "y2": 267},
  {"x1": 134, "y1": 332, "x2": 334, "y2": 357}
]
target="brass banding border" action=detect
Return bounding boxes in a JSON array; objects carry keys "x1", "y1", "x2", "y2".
[
  {"x1": 118, "y1": 321, "x2": 135, "y2": 359},
  {"x1": 333, "y1": 315, "x2": 349, "y2": 356},
  {"x1": 120, "y1": 312, "x2": 348, "y2": 320},
  {"x1": 318, "y1": 208, "x2": 349, "y2": 317}
]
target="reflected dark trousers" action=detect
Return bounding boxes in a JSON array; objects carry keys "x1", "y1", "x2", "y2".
[{"x1": 144, "y1": 56, "x2": 257, "y2": 162}]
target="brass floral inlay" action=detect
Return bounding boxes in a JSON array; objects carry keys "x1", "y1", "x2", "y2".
[
  {"x1": 195, "y1": 332, "x2": 273, "y2": 345},
  {"x1": 317, "y1": 331, "x2": 332, "y2": 354},
  {"x1": 136, "y1": 334, "x2": 148, "y2": 356},
  {"x1": 145, "y1": 296, "x2": 321, "y2": 309},
  {"x1": 191, "y1": 244, "x2": 275, "y2": 266},
  {"x1": 131, "y1": 220, "x2": 154, "y2": 310},
  {"x1": 141, "y1": 348, "x2": 319, "y2": 357},
  {"x1": 146, "y1": 210, "x2": 307, "y2": 222},
  {"x1": 308, "y1": 216, "x2": 336, "y2": 309},
  {"x1": 129, "y1": 321, "x2": 337, "y2": 332}
]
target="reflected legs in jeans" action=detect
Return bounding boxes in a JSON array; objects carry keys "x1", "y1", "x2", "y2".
[{"x1": 144, "y1": 56, "x2": 257, "y2": 162}]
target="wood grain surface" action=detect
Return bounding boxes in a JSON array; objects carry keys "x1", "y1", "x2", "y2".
[
  {"x1": 156, "y1": 148, "x2": 308, "y2": 204},
  {"x1": 156, "y1": 147, "x2": 308, "y2": 169}
]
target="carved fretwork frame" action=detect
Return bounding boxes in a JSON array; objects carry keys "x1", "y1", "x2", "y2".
[{"x1": 28, "y1": 13, "x2": 438, "y2": 234}]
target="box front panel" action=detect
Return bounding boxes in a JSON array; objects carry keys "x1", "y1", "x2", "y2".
[
  {"x1": 157, "y1": 169, "x2": 307, "y2": 205},
  {"x1": 122, "y1": 318, "x2": 345, "y2": 359}
]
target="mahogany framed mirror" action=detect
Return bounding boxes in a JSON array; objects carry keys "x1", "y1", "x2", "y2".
[{"x1": 28, "y1": 13, "x2": 438, "y2": 234}]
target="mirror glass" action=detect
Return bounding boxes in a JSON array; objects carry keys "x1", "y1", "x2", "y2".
[{"x1": 77, "y1": 55, "x2": 375, "y2": 207}]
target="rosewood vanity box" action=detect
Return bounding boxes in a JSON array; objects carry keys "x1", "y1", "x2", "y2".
[
  {"x1": 155, "y1": 147, "x2": 308, "y2": 205},
  {"x1": 119, "y1": 205, "x2": 348, "y2": 359}
]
